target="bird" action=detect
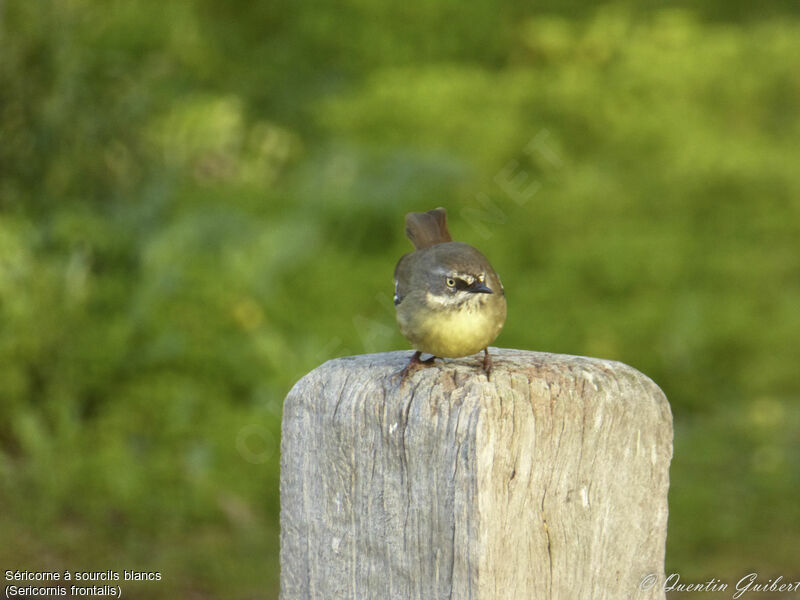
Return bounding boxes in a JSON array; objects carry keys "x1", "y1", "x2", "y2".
[{"x1": 393, "y1": 207, "x2": 507, "y2": 378}]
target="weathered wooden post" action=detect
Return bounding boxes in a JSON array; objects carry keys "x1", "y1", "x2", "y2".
[{"x1": 280, "y1": 349, "x2": 672, "y2": 599}]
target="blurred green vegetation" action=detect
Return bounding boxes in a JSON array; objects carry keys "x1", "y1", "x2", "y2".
[{"x1": 2, "y1": 1, "x2": 799, "y2": 598}]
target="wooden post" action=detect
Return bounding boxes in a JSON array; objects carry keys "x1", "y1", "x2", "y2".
[{"x1": 280, "y1": 349, "x2": 672, "y2": 599}]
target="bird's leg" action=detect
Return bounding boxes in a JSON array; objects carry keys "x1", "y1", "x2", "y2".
[
  {"x1": 398, "y1": 350, "x2": 436, "y2": 380},
  {"x1": 482, "y1": 347, "x2": 493, "y2": 378}
]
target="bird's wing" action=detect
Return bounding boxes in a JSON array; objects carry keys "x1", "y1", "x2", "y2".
[{"x1": 393, "y1": 253, "x2": 413, "y2": 306}]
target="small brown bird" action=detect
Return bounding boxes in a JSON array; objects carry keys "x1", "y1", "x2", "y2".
[{"x1": 393, "y1": 208, "x2": 507, "y2": 377}]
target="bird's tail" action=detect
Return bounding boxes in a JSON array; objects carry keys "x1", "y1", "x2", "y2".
[{"x1": 405, "y1": 207, "x2": 452, "y2": 249}]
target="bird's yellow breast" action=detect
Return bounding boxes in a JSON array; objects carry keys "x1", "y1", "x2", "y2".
[{"x1": 396, "y1": 293, "x2": 505, "y2": 358}]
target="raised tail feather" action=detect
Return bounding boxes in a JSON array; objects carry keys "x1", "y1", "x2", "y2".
[{"x1": 404, "y1": 208, "x2": 452, "y2": 250}]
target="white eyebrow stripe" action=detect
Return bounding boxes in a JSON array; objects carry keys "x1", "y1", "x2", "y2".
[{"x1": 451, "y1": 273, "x2": 477, "y2": 284}]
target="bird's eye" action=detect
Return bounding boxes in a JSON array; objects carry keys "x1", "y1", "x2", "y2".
[{"x1": 446, "y1": 278, "x2": 456, "y2": 288}]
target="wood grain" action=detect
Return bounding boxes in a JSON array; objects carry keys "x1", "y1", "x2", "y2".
[{"x1": 280, "y1": 349, "x2": 672, "y2": 599}]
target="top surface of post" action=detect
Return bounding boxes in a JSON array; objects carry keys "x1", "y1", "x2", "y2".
[{"x1": 296, "y1": 348, "x2": 668, "y2": 405}]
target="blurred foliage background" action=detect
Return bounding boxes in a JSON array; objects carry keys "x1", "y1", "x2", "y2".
[{"x1": 1, "y1": 1, "x2": 799, "y2": 598}]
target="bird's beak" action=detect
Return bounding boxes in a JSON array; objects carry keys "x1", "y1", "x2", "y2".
[{"x1": 468, "y1": 281, "x2": 493, "y2": 294}]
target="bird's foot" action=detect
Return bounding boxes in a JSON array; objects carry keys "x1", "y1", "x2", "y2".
[
  {"x1": 482, "y1": 347, "x2": 494, "y2": 379},
  {"x1": 397, "y1": 351, "x2": 436, "y2": 381}
]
